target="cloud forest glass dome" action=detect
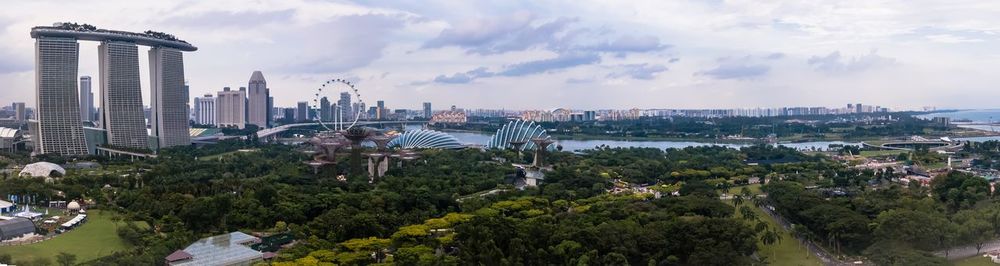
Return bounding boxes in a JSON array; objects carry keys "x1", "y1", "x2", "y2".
[
  {"x1": 388, "y1": 129, "x2": 464, "y2": 149},
  {"x1": 487, "y1": 120, "x2": 551, "y2": 151}
]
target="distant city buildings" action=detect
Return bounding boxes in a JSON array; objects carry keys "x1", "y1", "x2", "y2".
[
  {"x1": 430, "y1": 111, "x2": 467, "y2": 124},
  {"x1": 422, "y1": 102, "x2": 432, "y2": 119},
  {"x1": 216, "y1": 87, "x2": 246, "y2": 128},
  {"x1": 247, "y1": 71, "x2": 268, "y2": 128}
]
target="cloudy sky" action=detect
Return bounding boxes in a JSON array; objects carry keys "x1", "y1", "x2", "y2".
[{"x1": 1, "y1": 0, "x2": 999, "y2": 110}]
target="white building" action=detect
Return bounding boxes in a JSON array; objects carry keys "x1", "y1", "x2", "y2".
[
  {"x1": 216, "y1": 87, "x2": 246, "y2": 129},
  {"x1": 193, "y1": 94, "x2": 215, "y2": 125}
]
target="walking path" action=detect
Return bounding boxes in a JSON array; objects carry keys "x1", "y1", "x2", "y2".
[{"x1": 934, "y1": 239, "x2": 1000, "y2": 261}]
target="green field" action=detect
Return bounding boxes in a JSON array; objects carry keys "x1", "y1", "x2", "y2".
[
  {"x1": 728, "y1": 185, "x2": 823, "y2": 266},
  {"x1": 859, "y1": 150, "x2": 907, "y2": 157},
  {"x1": 955, "y1": 255, "x2": 995, "y2": 266},
  {"x1": 0, "y1": 210, "x2": 131, "y2": 264}
]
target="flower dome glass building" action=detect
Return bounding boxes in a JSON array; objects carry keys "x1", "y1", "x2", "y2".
[
  {"x1": 487, "y1": 120, "x2": 552, "y2": 151},
  {"x1": 388, "y1": 129, "x2": 464, "y2": 149}
]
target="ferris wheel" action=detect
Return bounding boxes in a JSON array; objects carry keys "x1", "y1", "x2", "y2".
[{"x1": 313, "y1": 78, "x2": 365, "y2": 131}]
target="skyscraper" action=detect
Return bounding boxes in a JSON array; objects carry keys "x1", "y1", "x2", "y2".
[
  {"x1": 247, "y1": 71, "x2": 268, "y2": 128},
  {"x1": 296, "y1": 102, "x2": 309, "y2": 122},
  {"x1": 338, "y1": 92, "x2": 352, "y2": 122},
  {"x1": 216, "y1": 87, "x2": 246, "y2": 128},
  {"x1": 423, "y1": 102, "x2": 432, "y2": 119},
  {"x1": 99, "y1": 41, "x2": 148, "y2": 149},
  {"x1": 149, "y1": 47, "x2": 190, "y2": 148},
  {"x1": 194, "y1": 94, "x2": 215, "y2": 125},
  {"x1": 33, "y1": 37, "x2": 89, "y2": 155},
  {"x1": 12, "y1": 102, "x2": 25, "y2": 121},
  {"x1": 79, "y1": 76, "x2": 93, "y2": 122},
  {"x1": 320, "y1": 97, "x2": 331, "y2": 121},
  {"x1": 266, "y1": 93, "x2": 273, "y2": 128},
  {"x1": 376, "y1": 100, "x2": 385, "y2": 120}
]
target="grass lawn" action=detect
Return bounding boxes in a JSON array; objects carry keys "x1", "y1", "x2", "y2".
[
  {"x1": 0, "y1": 210, "x2": 132, "y2": 264},
  {"x1": 727, "y1": 186, "x2": 823, "y2": 266},
  {"x1": 955, "y1": 256, "x2": 995, "y2": 266},
  {"x1": 859, "y1": 150, "x2": 906, "y2": 158}
]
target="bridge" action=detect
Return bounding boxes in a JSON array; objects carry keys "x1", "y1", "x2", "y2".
[
  {"x1": 256, "y1": 121, "x2": 428, "y2": 139},
  {"x1": 861, "y1": 141, "x2": 964, "y2": 152}
]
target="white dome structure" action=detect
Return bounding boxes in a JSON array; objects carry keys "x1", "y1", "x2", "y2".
[
  {"x1": 19, "y1": 162, "x2": 66, "y2": 177},
  {"x1": 387, "y1": 130, "x2": 464, "y2": 149},
  {"x1": 67, "y1": 201, "x2": 81, "y2": 211}
]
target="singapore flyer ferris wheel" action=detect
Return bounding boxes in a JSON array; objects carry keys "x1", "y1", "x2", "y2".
[{"x1": 313, "y1": 78, "x2": 365, "y2": 131}]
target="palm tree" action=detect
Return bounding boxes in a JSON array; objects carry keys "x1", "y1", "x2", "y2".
[
  {"x1": 740, "y1": 186, "x2": 752, "y2": 199},
  {"x1": 761, "y1": 230, "x2": 781, "y2": 258},
  {"x1": 755, "y1": 221, "x2": 768, "y2": 233},
  {"x1": 740, "y1": 206, "x2": 758, "y2": 221},
  {"x1": 733, "y1": 195, "x2": 744, "y2": 207}
]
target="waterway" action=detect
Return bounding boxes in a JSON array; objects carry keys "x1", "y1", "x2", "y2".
[
  {"x1": 917, "y1": 109, "x2": 1000, "y2": 133},
  {"x1": 412, "y1": 120, "x2": 1000, "y2": 152}
]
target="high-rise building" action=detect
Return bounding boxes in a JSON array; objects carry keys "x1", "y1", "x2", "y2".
[
  {"x1": 266, "y1": 93, "x2": 273, "y2": 127},
  {"x1": 149, "y1": 47, "x2": 190, "y2": 148},
  {"x1": 216, "y1": 87, "x2": 246, "y2": 128},
  {"x1": 79, "y1": 76, "x2": 93, "y2": 122},
  {"x1": 99, "y1": 41, "x2": 148, "y2": 149},
  {"x1": 423, "y1": 102, "x2": 432, "y2": 119},
  {"x1": 296, "y1": 101, "x2": 309, "y2": 122},
  {"x1": 247, "y1": 71, "x2": 268, "y2": 128},
  {"x1": 376, "y1": 100, "x2": 385, "y2": 120},
  {"x1": 12, "y1": 102, "x2": 25, "y2": 121},
  {"x1": 194, "y1": 94, "x2": 215, "y2": 125},
  {"x1": 33, "y1": 37, "x2": 89, "y2": 155},
  {"x1": 319, "y1": 97, "x2": 331, "y2": 121},
  {"x1": 338, "y1": 92, "x2": 352, "y2": 122}
]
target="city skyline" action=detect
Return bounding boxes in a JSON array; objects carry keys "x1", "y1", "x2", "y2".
[{"x1": 3, "y1": 1, "x2": 1000, "y2": 110}]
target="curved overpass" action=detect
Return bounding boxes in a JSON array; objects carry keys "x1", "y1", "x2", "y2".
[{"x1": 30, "y1": 25, "x2": 197, "y2": 51}]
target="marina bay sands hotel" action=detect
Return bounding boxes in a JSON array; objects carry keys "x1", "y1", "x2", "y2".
[{"x1": 30, "y1": 23, "x2": 196, "y2": 156}]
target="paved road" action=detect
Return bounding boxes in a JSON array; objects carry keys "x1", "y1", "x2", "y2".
[{"x1": 935, "y1": 239, "x2": 1000, "y2": 260}]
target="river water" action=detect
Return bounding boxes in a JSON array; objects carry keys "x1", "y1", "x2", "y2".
[{"x1": 413, "y1": 117, "x2": 1000, "y2": 152}]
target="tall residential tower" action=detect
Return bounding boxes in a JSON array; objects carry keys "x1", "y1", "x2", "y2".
[
  {"x1": 149, "y1": 47, "x2": 190, "y2": 147},
  {"x1": 79, "y1": 76, "x2": 93, "y2": 122},
  {"x1": 99, "y1": 41, "x2": 148, "y2": 149},
  {"x1": 33, "y1": 37, "x2": 89, "y2": 155},
  {"x1": 247, "y1": 71, "x2": 268, "y2": 128}
]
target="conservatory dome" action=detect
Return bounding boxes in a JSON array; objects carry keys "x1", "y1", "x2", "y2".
[
  {"x1": 487, "y1": 120, "x2": 552, "y2": 150},
  {"x1": 19, "y1": 162, "x2": 66, "y2": 177},
  {"x1": 387, "y1": 130, "x2": 464, "y2": 149}
]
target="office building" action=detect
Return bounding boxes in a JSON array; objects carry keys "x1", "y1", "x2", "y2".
[
  {"x1": 266, "y1": 94, "x2": 273, "y2": 127},
  {"x1": 216, "y1": 87, "x2": 246, "y2": 128},
  {"x1": 376, "y1": 100, "x2": 385, "y2": 120},
  {"x1": 320, "y1": 97, "x2": 331, "y2": 121},
  {"x1": 33, "y1": 37, "x2": 89, "y2": 155},
  {"x1": 194, "y1": 94, "x2": 215, "y2": 125},
  {"x1": 247, "y1": 71, "x2": 268, "y2": 128},
  {"x1": 98, "y1": 41, "x2": 148, "y2": 149},
  {"x1": 12, "y1": 102, "x2": 25, "y2": 121},
  {"x1": 423, "y1": 102, "x2": 432, "y2": 119},
  {"x1": 149, "y1": 47, "x2": 190, "y2": 148},
  {"x1": 79, "y1": 76, "x2": 93, "y2": 122},
  {"x1": 296, "y1": 102, "x2": 309, "y2": 122},
  {"x1": 338, "y1": 92, "x2": 352, "y2": 122}
]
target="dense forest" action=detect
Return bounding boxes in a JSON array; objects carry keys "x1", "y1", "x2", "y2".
[{"x1": 3, "y1": 138, "x2": 999, "y2": 265}]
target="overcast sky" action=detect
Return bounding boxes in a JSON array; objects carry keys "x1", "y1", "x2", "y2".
[{"x1": 1, "y1": 0, "x2": 999, "y2": 110}]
